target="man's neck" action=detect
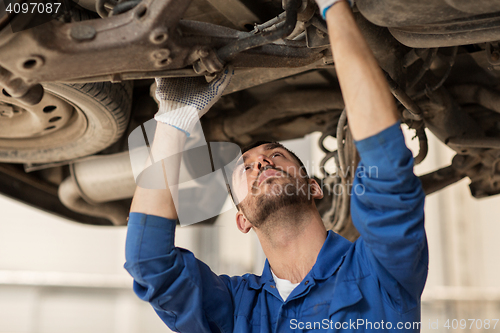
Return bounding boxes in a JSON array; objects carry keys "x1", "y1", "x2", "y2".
[{"x1": 255, "y1": 207, "x2": 327, "y2": 284}]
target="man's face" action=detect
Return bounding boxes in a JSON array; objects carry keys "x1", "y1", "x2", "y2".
[{"x1": 231, "y1": 143, "x2": 312, "y2": 228}]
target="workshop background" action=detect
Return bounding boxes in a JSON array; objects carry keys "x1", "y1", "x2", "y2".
[{"x1": 0, "y1": 127, "x2": 499, "y2": 333}]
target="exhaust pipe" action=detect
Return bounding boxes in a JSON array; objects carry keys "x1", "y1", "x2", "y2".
[
  {"x1": 69, "y1": 152, "x2": 138, "y2": 204},
  {"x1": 58, "y1": 152, "x2": 139, "y2": 226},
  {"x1": 58, "y1": 177, "x2": 130, "y2": 226}
]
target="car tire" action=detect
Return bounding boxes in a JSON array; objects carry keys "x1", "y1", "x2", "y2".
[{"x1": 0, "y1": 81, "x2": 132, "y2": 163}]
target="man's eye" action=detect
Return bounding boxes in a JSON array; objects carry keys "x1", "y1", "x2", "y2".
[{"x1": 271, "y1": 152, "x2": 282, "y2": 158}]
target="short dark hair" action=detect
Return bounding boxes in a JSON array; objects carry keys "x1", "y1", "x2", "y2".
[{"x1": 227, "y1": 141, "x2": 308, "y2": 209}]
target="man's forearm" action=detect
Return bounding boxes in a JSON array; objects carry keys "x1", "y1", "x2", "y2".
[
  {"x1": 129, "y1": 122, "x2": 186, "y2": 220},
  {"x1": 326, "y1": 2, "x2": 399, "y2": 140}
]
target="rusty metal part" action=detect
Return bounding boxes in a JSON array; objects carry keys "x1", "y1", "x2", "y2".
[
  {"x1": 306, "y1": 24, "x2": 330, "y2": 48},
  {"x1": 407, "y1": 48, "x2": 438, "y2": 90},
  {"x1": 422, "y1": 86, "x2": 484, "y2": 151},
  {"x1": 58, "y1": 176, "x2": 129, "y2": 225},
  {"x1": 216, "y1": 0, "x2": 301, "y2": 62},
  {"x1": 0, "y1": 4, "x2": 401, "y2": 87},
  {"x1": 419, "y1": 154, "x2": 488, "y2": 196},
  {"x1": 222, "y1": 58, "x2": 330, "y2": 95},
  {"x1": 193, "y1": 48, "x2": 225, "y2": 75},
  {"x1": 448, "y1": 84, "x2": 500, "y2": 115},
  {"x1": 419, "y1": 165, "x2": 466, "y2": 195},
  {"x1": 62, "y1": 68, "x2": 201, "y2": 84},
  {"x1": 96, "y1": 0, "x2": 119, "y2": 18},
  {"x1": 205, "y1": 0, "x2": 261, "y2": 29},
  {"x1": 70, "y1": 25, "x2": 97, "y2": 41},
  {"x1": 0, "y1": 87, "x2": 73, "y2": 139},
  {"x1": 227, "y1": 43, "x2": 326, "y2": 69},
  {"x1": 444, "y1": 84, "x2": 500, "y2": 158},
  {"x1": 384, "y1": 70, "x2": 423, "y2": 121},
  {"x1": 486, "y1": 42, "x2": 500, "y2": 66},
  {"x1": 444, "y1": 0, "x2": 500, "y2": 15},
  {"x1": 357, "y1": 0, "x2": 500, "y2": 28},
  {"x1": 69, "y1": 151, "x2": 138, "y2": 203},
  {"x1": 222, "y1": 88, "x2": 344, "y2": 141},
  {"x1": 205, "y1": 108, "x2": 341, "y2": 146},
  {"x1": 0, "y1": 103, "x2": 14, "y2": 118},
  {"x1": 412, "y1": 46, "x2": 459, "y2": 100},
  {"x1": 310, "y1": 16, "x2": 327, "y2": 34},
  {"x1": 403, "y1": 48, "x2": 428, "y2": 69},
  {"x1": 447, "y1": 137, "x2": 500, "y2": 150},
  {"x1": 0, "y1": 66, "x2": 44, "y2": 105},
  {"x1": 149, "y1": 57, "x2": 329, "y2": 98},
  {"x1": 174, "y1": 20, "x2": 252, "y2": 70},
  {"x1": 215, "y1": 111, "x2": 340, "y2": 144},
  {"x1": 389, "y1": 14, "x2": 500, "y2": 48},
  {"x1": 96, "y1": 0, "x2": 109, "y2": 17},
  {"x1": 452, "y1": 153, "x2": 500, "y2": 198},
  {"x1": 287, "y1": 21, "x2": 308, "y2": 41},
  {"x1": 296, "y1": 0, "x2": 316, "y2": 23},
  {"x1": 306, "y1": 17, "x2": 330, "y2": 48},
  {"x1": 252, "y1": 12, "x2": 286, "y2": 33},
  {"x1": 394, "y1": 96, "x2": 422, "y2": 120},
  {"x1": 0, "y1": 0, "x2": 194, "y2": 83},
  {"x1": 447, "y1": 149, "x2": 500, "y2": 198},
  {"x1": 451, "y1": 154, "x2": 482, "y2": 173},
  {"x1": 0, "y1": 8, "x2": 327, "y2": 85}
]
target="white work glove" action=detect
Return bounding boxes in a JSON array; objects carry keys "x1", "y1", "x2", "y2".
[
  {"x1": 316, "y1": 0, "x2": 353, "y2": 19},
  {"x1": 154, "y1": 67, "x2": 233, "y2": 136}
]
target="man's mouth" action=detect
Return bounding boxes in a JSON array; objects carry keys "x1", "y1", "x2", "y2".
[{"x1": 258, "y1": 168, "x2": 283, "y2": 186}]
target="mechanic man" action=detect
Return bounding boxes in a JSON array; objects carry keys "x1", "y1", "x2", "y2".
[{"x1": 125, "y1": 0, "x2": 428, "y2": 331}]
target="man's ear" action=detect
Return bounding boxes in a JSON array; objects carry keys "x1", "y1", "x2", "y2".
[
  {"x1": 236, "y1": 210, "x2": 252, "y2": 234},
  {"x1": 308, "y1": 178, "x2": 324, "y2": 200}
]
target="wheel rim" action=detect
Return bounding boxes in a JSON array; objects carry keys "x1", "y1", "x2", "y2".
[{"x1": 0, "y1": 87, "x2": 74, "y2": 139}]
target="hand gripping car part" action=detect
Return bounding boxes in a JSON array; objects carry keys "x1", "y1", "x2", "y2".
[{"x1": 154, "y1": 67, "x2": 233, "y2": 136}]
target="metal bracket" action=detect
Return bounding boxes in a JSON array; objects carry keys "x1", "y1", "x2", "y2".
[{"x1": 486, "y1": 42, "x2": 500, "y2": 67}]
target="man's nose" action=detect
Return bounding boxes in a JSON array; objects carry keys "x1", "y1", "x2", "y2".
[{"x1": 254, "y1": 154, "x2": 274, "y2": 170}]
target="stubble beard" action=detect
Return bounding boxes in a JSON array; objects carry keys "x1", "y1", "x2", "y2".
[{"x1": 239, "y1": 173, "x2": 312, "y2": 231}]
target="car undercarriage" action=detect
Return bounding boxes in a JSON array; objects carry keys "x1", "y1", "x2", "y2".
[{"x1": 1, "y1": 0, "x2": 500, "y2": 238}]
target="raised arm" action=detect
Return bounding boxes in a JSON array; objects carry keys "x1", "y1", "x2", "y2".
[
  {"x1": 125, "y1": 71, "x2": 237, "y2": 332},
  {"x1": 129, "y1": 121, "x2": 185, "y2": 219},
  {"x1": 325, "y1": 1, "x2": 399, "y2": 139},
  {"x1": 320, "y1": 0, "x2": 428, "y2": 311},
  {"x1": 130, "y1": 70, "x2": 232, "y2": 218}
]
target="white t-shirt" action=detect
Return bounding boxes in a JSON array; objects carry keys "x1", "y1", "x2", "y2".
[{"x1": 271, "y1": 270, "x2": 300, "y2": 301}]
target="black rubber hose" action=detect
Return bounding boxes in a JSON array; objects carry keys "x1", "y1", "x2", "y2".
[
  {"x1": 111, "y1": 0, "x2": 141, "y2": 16},
  {"x1": 414, "y1": 127, "x2": 428, "y2": 165},
  {"x1": 216, "y1": 0, "x2": 300, "y2": 62}
]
